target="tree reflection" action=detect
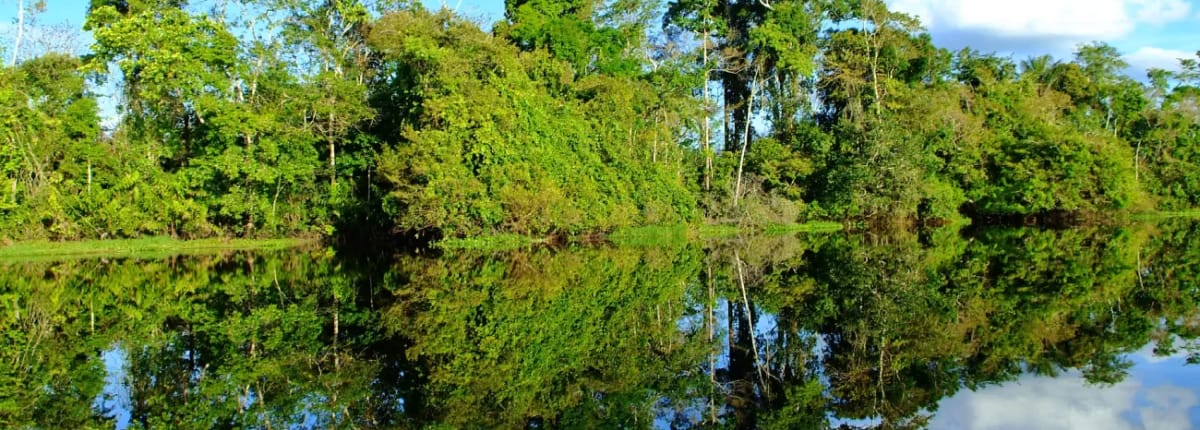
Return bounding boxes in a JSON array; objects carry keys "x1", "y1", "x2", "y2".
[
  {"x1": 3, "y1": 222, "x2": 1200, "y2": 428},
  {"x1": 384, "y1": 244, "x2": 712, "y2": 428}
]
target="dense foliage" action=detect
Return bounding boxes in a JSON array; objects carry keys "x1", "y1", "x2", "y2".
[
  {"x1": 369, "y1": 9, "x2": 697, "y2": 237},
  {"x1": 1, "y1": 0, "x2": 1198, "y2": 240}
]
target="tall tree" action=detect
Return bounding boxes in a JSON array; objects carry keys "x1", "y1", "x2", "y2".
[
  {"x1": 1072, "y1": 42, "x2": 1132, "y2": 134},
  {"x1": 85, "y1": 1, "x2": 237, "y2": 163},
  {"x1": 271, "y1": 0, "x2": 377, "y2": 188}
]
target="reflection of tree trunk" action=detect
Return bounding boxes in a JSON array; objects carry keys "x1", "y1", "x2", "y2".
[
  {"x1": 259, "y1": 381, "x2": 274, "y2": 430},
  {"x1": 729, "y1": 303, "x2": 759, "y2": 428},
  {"x1": 185, "y1": 323, "x2": 195, "y2": 404},
  {"x1": 728, "y1": 254, "x2": 758, "y2": 428},
  {"x1": 736, "y1": 252, "x2": 768, "y2": 393},
  {"x1": 728, "y1": 299, "x2": 752, "y2": 428},
  {"x1": 707, "y1": 263, "x2": 718, "y2": 424},
  {"x1": 334, "y1": 295, "x2": 341, "y2": 370},
  {"x1": 331, "y1": 293, "x2": 342, "y2": 423}
]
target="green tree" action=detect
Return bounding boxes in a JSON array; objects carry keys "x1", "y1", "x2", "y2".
[
  {"x1": 370, "y1": 8, "x2": 696, "y2": 237},
  {"x1": 85, "y1": 3, "x2": 238, "y2": 165}
]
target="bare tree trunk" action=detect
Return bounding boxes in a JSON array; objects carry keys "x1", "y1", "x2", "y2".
[
  {"x1": 10, "y1": 0, "x2": 24, "y2": 66},
  {"x1": 329, "y1": 109, "x2": 336, "y2": 187},
  {"x1": 870, "y1": 42, "x2": 881, "y2": 117},
  {"x1": 1134, "y1": 140, "x2": 1141, "y2": 182},
  {"x1": 733, "y1": 69, "x2": 759, "y2": 207},
  {"x1": 329, "y1": 141, "x2": 336, "y2": 187},
  {"x1": 702, "y1": 28, "x2": 713, "y2": 192},
  {"x1": 865, "y1": 2, "x2": 882, "y2": 117},
  {"x1": 653, "y1": 113, "x2": 659, "y2": 163}
]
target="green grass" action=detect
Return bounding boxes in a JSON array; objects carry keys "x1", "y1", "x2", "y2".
[
  {"x1": 695, "y1": 224, "x2": 741, "y2": 239},
  {"x1": 695, "y1": 221, "x2": 844, "y2": 240},
  {"x1": 0, "y1": 237, "x2": 315, "y2": 261},
  {"x1": 762, "y1": 221, "x2": 845, "y2": 234},
  {"x1": 608, "y1": 224, "x2": 691, "y2": 246},
  {"x1": 436, "y1": 234, "x2": 547, "y2": 251}
]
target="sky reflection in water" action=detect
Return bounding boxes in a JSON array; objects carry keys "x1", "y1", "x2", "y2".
[{"x1": 931, "y1": 347, "x2": 1200, "y2": 430}]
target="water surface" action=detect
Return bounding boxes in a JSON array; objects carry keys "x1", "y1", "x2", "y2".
[{"x1": 3, "y1": 221, "x2": 1200, "y2": 429}]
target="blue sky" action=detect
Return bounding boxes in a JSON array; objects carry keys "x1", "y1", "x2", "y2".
[
  {"x1": 889, "y1": 0, "x2": 1200, "y2": 77},
  {"x1": 0, "y1": 0, "x2": 1195, "y2": 76}
]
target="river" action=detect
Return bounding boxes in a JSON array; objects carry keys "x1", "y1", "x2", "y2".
[{"x1": 2, "y1": 220, "x2": 1199, "y2": 429}]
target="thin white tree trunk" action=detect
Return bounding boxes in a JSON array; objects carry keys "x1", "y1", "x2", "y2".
[
  {"x1": 707, "y1": 264, "x2": 718, "y2": 424},
  {"x1": 735, "y1": 251, "x2": 768, "y2": 394},
  {"x1": 10, "y1": 0, "x2": 24, "y2": 66},
  {"x1": 702, "y1": 27, "x2": 713, "y2": 192},
  {"x1": 329, "y1": 110, "x2": 336, "y2": 187},
  {"x1": 733, "y1": 69, "x2": 759, "y2": 207},
  {"x1": 1134, "y1": 140, "x2": 1141, "y2": 182}
]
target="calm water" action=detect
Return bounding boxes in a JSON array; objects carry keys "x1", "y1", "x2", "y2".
[{"x1": 3, "y1": 221, "x2": 1200, "y2": 429}]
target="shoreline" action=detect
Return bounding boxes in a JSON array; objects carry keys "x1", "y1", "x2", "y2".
[
  {"x1": 438, "y1": 221, "x2": 847, "y2": 251},
  {"x1": 0, "y1": 237, "x2": 319, "y2": 261},
  {"x1": 4, "y1": 210, "x2": 1198, "y2": 257}
]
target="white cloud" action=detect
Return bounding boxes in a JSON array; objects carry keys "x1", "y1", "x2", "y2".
[
  {"x1": 1126, "y1": 46, "x2": 1193, "y2": 74},
  {"x1": 887, "y1": 0, "x2": 1195, "y2": 57},
  {"x1": 1131, "y1": 0, "x2": 1193, "y2": 25},
  {"x1": 929, "y1": 372, "x2": 1199, "y2": 430},
  {"x1": 889, "y1": 0, "x2": 1133, "y2": 40},
  {"x1": 1141, "y1": 385, "x2": 1200, "y2": 430}
]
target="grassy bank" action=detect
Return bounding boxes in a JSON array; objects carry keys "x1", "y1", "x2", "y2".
[
  {"x1": 435, "y1": 234, "x2": 550, "y2": 251},
  {"x1": 762, "y1": 221, "x2": 845, "y2": 234},
  {"x1": 611, "y1": 222, "x2": 845, "y2": 247},
  {"x1": 438, "y1": 221, "x2": 847, "y2": 251},
  {"x1": 0, "y1": 237, "x2": 316, "y2": 261}
]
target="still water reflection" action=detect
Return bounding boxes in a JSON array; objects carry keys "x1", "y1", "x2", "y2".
[{"x1": 3, "y1": 221, "x2": 1200, "y2": 429}]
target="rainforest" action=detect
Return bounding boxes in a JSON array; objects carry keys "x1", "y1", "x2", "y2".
[
  {"x1": 6, "y1": 2, "x2": 1200, "y2": 428},
  {"x1": 1, "y1": 0, "x2": 1197, "y2": 243}
]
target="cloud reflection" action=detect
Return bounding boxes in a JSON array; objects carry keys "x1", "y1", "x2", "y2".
[{"x1": 931, "y1": 369, "x2": 1198, "y2": 429}]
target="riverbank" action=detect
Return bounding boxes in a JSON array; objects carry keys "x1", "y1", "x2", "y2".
[
  {"x1": 436, "y1": 221, "x2": 847, "y2": 251},
  {"x1": 5, "y1": 209, "x2": 1194, "y2": 257},
  {"x1": 0, "y1": 237, "x2": 317, "y2": 261}
]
